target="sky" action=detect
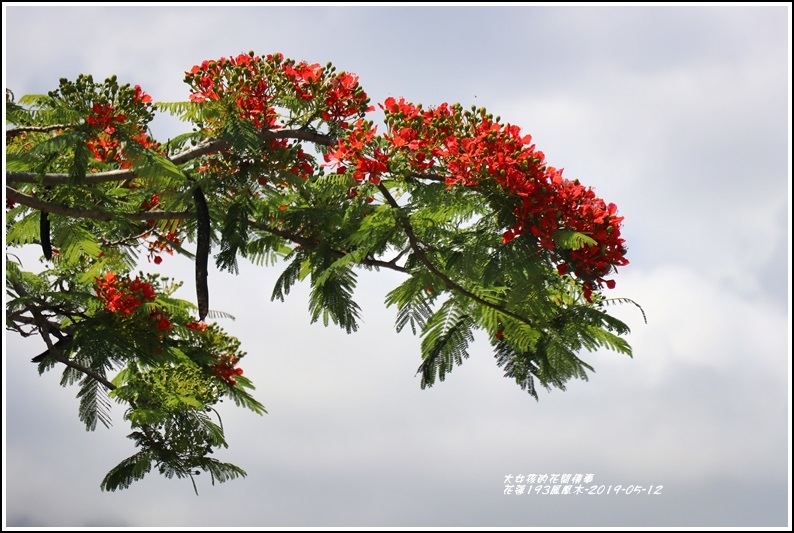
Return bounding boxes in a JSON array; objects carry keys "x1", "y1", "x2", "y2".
[{"x1": 2, "y1": 3, "x2": 791, "y2": 529}]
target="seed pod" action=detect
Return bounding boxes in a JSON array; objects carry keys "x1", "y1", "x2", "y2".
[
  {"x1": 193, "y1": 185, "x2": 210, "y2": 321},
  {"x1": 40, "y1": 210, "x2": 52, "y2": 260}
]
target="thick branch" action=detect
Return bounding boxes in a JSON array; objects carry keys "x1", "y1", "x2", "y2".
[
  {"x1": 260, "y1": 128, "x2": 335, "y2": 146},
  {"x1": 376, "y1": 183, "x2": 536, "y2": 329},
  {"x1": 6, "y1": 124, "x2": 75, "y2": 138},
  {"x1": 410, "y1": 172, "x2": 446, "y2": 183},
  {"x1": 6, "y1": 186, "x2": 192, "y2": 221},
  {"x1": 169, "y1": 138, "x2": 228, "y2": 165},
  {"x1": 5, "y1": 140, "x2": 225, "y2": 186},
  {"x1": 7, "y1": 168, "x2": 138, "y2": 186},
  {"x1": 11, "y1": 281, "x2": 116, "y2": 389},
  {"x1": 8, "y1": 312, "x2": 62, "y2": 331},
  {"x1": 6, "y1": 129, "x2": 335, "y2": 186},
  {"x1": 8, "y1": 179, "x2": 407, "y2": 273}
]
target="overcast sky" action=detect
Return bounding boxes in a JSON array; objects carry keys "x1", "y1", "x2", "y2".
[{"x1": 3, "y1": 4, "x2": 791, "y2": 529}]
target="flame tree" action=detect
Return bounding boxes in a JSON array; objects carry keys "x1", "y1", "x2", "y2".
[{"x1": 5, "y1": 52, "x2": 642, "y2": 493}]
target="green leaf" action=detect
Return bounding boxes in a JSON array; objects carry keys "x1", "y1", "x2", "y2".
[
  {"x1": 77, "y1": 375, "x2": 113, "y2": 430},
  {"x1": 308, "y1": 261, "x2": 361, "y2": 333},
  {"x1": 127, "y1": 408, "x2": 167, "y2": 426},
  {"x1": 553, "y1": 229, "x2": 597, "y2": 250},
  {"x1": 100, "y1": 451, "x2": 153, "y2": 492},
  {"x1": 52, "y1": 224, "x2": 103, "y2": 266},
  {"x1": 271, "y1": 249, "x2": 306, "y2": 302},
  {"x1": 417, "y1": 298, "x2": 475, "y2": 388}
]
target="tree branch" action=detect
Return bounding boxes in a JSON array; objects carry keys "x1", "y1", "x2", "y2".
[
  {"x1": 376, "y1": 182, "x2": 536, "y2": 329},
  {"x1": 5, "y1": 129, "x2": 335, "y2": 186},
  {"x1": 5, "y1": 140, "x2": 225, "y2": 186},
  {"x1": 260, "y1": 128, "x2": 335, "y2": 147},
  {"x1": 6, "y1": 124, "x2": 75, "y2": 138},
  {"x1": 247, "y1": 219, "x2": 408, "y2": 274},
  {"x1": 11, "y1": 280, "x2": 116, "y2": 389},
  {"x1": 169, "y1": 138, "x2": 228, "y2": 165},
  {"x1": 410, "y1": 172, "x2": 446, "y2": 183},
  {"x1": 8, "y1": 181, "x2": 405, "y2": 274},
  {"x1": 52, "y1": 350, "x2": 117, "y2": 391},
  {"x1": 6, "y1": 186, "x2": 192, "y2": 221}
]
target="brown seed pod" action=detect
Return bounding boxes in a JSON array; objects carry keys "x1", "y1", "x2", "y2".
[{"x1": 193, "y1": 185, "x2": 210, "y2": 321}]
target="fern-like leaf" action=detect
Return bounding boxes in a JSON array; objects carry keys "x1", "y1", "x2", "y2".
[
  {"x1": 309, "y1": 263, "x2": 361, "y2": 333},
  {"x1": 220, "y1": 375, "x2": 267, "y2": 415},
  {"x1": 602, "y1": 297, "x2": 648, "y2": 324},
  {"x1": 215, "y1": 198, "x2": 251, "y2": 275},
  {"x1": 100, "y1": 451, "x2": 153, "y2": 492},
  {"x1": 493, "y1": 339, "x2": 540, "y2": 400},
  {"x1": 271, "y1": 249, "x2": 305, "y2": 302},
  {"x1": 198, "y1": 457, "x2": 247, "y2": 485},
  {"x1": 553, "y1": 229, "x2": 598, "y2": 250},
  {"x1": 77, "y1": 375, "x2": 113, "y2": 430},
  {"x1": 417, "y1": 299, "x2": 475, "y2": 388}
]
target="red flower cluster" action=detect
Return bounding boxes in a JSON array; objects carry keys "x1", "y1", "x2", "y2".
[
  {"x1": 370, "y1": 97, "x2": 628, "y2": 296},
  {"x1": 84, "y1": 85, "x2": 157, "y2": 167},
  {"x1": 140, "y1": 193, "x2": 159, "y2": 211},
  {"x1": 95, "y1": 272, "x2": 155, "y2": 314},
  {"x1": 322, "y1": 72, "x2": 372, "y2": 128},
  {"x1": 85, "y1": 103, "x2": 124, "y2": 162},
  {"x1": 198, "y1": 140, "x2": 315, "y2": 189},
  {"x1": 86, "y1": 135, "x2": 120, "y2": 163},
  {"x1": 94, "y1": 273, "x2": 172, "y2": 331},
  {"x1": 281, "y1": 59, "x2": 324, "y2": 100},
  {"x1": 457, "y1": 121, "x2": 628, "y2": 292},
  {"x1": 185, "y1": 53, "x2": 372, "y2": 131},
  {"x1": 148, "y1": 309, "x2": 173, "y2": 332},
  {"x1": 133, "y1": 84, "x2": 153, "y2": 104},
  {"x1": 86, "y1": 103, "x2": 126, "y2": 134},
  {"x1": 184, "y1": 54, "x2": 628, "y2": 299},
  {"x1": 212, "y1": 353, "x2": 244, "y2": 386},
  {"x1": 146, "y1": 229, "x2": 180, "y2": 265},
  {"x1": 187, "y1": 54, "x2": 277, "y2": 129},
  {"x1": 323, "y1": 119, "x2": 388, "y2": 184},
  {"x1": 285, "y1": 145, "x2": 315, "y2": 181},
  {"x1": 381, "y1": 97, "x2": 460, "y2": 173}
]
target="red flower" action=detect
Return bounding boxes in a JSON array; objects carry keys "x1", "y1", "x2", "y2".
[
  {"x1": 134, "y1": 85, "x2": 153, "y2": 104},
  {"x1": 86, "y1": 103, "x2": 125, "y2": 131},
  {"x1": 149, "y1": 310, "x2": 173, "y2": 331},
  {"x1": 212, "y1": 353, "x2": 244, "y2": 386},
  {"x1": 95, "y1": 273, "x2": 157, "y2": 315}
]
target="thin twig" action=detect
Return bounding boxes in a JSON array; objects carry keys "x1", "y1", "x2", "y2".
[{"x1": 247, "y1": 220, "x2": 408, "y2": 274}]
